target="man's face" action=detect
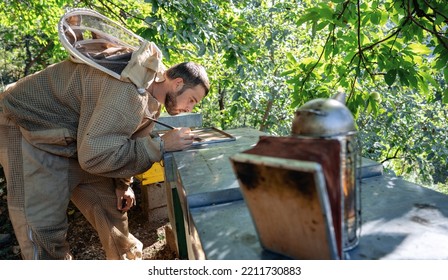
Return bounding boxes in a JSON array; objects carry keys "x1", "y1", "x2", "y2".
[{"x1": 165, "y1": 84, "x2": 206, "y2": 115}]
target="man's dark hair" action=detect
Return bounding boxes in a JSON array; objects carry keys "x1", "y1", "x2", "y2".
[{"x1": 166, "y1": 62, "x2": 210, "y2": 96}]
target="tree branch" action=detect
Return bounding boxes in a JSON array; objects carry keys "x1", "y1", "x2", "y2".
[
  {"x1": 422, "y1": 0, "x2": 448, "y2": 21},
  {"x1": 380, "y1": 147, "x2": 401, "y2": 164},
  {"x1": 406, "y1": 0, "x2": 448, "y2": 51},
  {"x1": 24, "y1": 40, "x2": 54, "y2": 76},
  {"x1": 299, "y1": 31, "x2": 332, "y2": 93}
]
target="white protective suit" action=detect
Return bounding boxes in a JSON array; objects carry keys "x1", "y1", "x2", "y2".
[{"x1": 0, "y1": 8, "x2": 166, "y2": 259}]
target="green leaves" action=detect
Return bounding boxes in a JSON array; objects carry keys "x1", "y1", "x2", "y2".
[
  {"x1": 385, "y1": 69, "x2": 397, "y2": 86},
  {"x1": 278, "y1": 0, "x2": 448, "y2": 189},
  {"x1": 1, "y1": 0, "x2": 447, "y2": 190},
  {"x1": 408, "y1": 43, "x2": 432, "y2": 55},
  {"x1": 296, "y1": 3, "x2": 334, "y2": 26}
]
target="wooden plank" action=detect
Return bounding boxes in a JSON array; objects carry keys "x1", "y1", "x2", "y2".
[
  {"x1": 230, "y1": 153, "x2": 339, "y2": 260},
  {"x1": 243, "y1": 136, "x2": 344, "y2": 256}
]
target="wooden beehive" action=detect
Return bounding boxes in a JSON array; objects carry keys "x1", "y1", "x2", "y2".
[
  {"x1": 230, "y1": 136, "x2": 344, "y2": 259},
  {"x1": 230, "y1": 153, "x2": 339, "y2": 260}
]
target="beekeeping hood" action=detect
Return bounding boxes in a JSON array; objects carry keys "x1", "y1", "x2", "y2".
[{"x1": 58, "y1": 8, "x2": 165, "y2": 92}]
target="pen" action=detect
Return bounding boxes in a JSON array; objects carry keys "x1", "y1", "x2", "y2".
[{"x1": 148, "y1": 117, "x2": 176, "y2": 130}]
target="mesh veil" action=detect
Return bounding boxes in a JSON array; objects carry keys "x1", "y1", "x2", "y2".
[{"x1": 58, "y1": 8, "x2": 146, "y2": 79}]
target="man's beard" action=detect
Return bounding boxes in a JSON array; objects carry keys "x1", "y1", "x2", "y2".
[{"x1": 164, "y1": 89, "x2": 182, "y2": 115}]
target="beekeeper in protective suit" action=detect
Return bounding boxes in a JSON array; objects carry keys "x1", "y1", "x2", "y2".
[{"x1": 0, "y1": 9, "x2": 209, "y2": 259}]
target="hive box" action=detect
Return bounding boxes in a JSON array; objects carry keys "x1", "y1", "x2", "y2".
[{"x1": 230, "y1": 136, "x2": 345, "y2": 259}]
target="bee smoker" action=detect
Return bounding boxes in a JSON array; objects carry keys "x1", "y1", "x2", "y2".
[{"x1": 291, "y1": 92, "x2": 361, "y2": 252}]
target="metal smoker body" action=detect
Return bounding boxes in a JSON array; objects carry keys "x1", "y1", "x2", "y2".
[{"x1": 292, "y1": 93, "x2": 361, "y2": 251}]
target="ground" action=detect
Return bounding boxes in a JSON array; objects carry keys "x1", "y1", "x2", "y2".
[{"x1": 0, "y1": 177, "x2": 178, "y2": 260}]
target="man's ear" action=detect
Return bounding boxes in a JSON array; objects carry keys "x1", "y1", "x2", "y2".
[{"x1": 174, "y1": 77, "x2": 184, "y2": 91}]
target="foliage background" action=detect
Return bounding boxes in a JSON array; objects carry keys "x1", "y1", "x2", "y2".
[{"x1": 0, "y1": 0, "x2": 447, "y2": 193}]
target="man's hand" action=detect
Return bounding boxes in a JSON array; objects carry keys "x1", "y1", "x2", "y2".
[
  {"x1": 161, "y1": 127, "x2": 195, "y2": 151},
  {"x1": 116, "y1": 186, "x2": 136, "y2": 212}
]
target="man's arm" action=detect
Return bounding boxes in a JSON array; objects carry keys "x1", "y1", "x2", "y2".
[{"x1": 76, "y1": 74, "x2": 163, "y2": 178}]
